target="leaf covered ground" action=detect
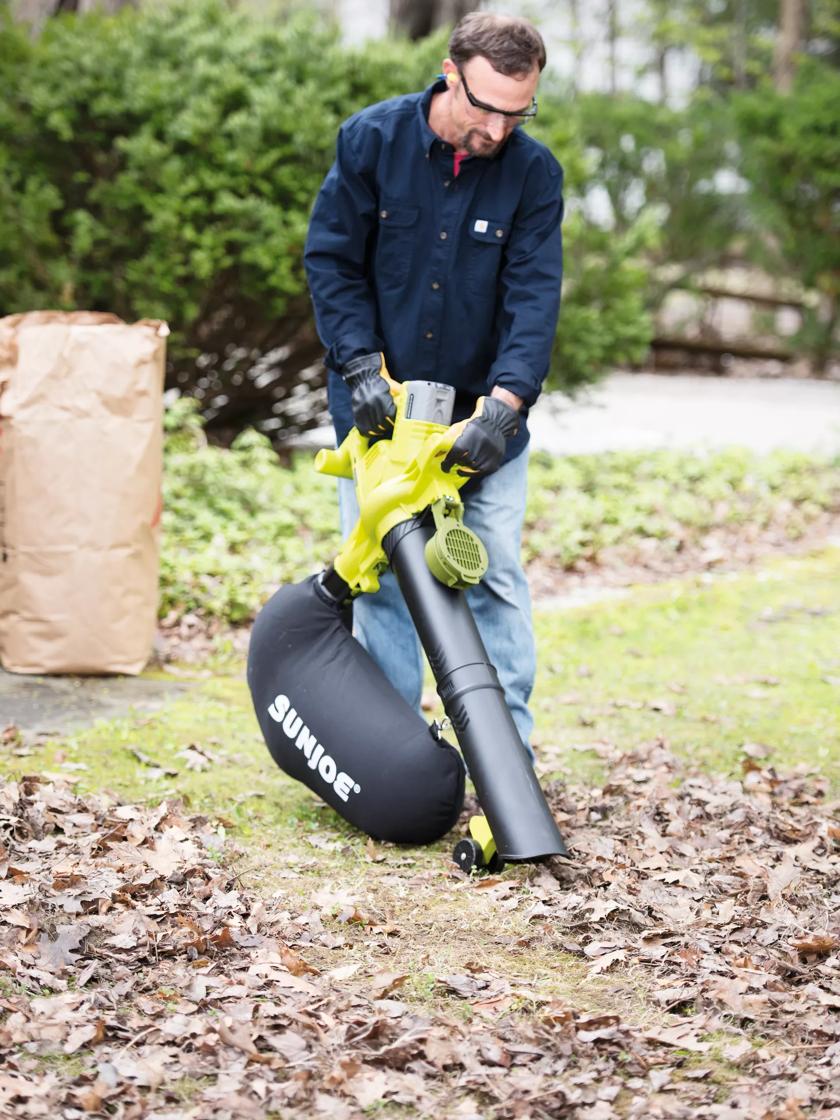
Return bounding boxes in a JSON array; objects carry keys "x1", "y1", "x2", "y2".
[{"x1": 0, "y1": 737, "x2": 837, "y2": 1119}]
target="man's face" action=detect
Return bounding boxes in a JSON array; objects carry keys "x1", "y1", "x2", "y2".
[{"x1": 443, "y1": 55, "x2": 540, "y2": 158}]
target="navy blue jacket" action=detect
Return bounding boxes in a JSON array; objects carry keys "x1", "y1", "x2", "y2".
[{"x1": 304, "y1": 79, "x2": 564, "y2": 460}]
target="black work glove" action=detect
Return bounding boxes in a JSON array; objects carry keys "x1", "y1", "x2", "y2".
[
  {"x1": 442, "y1": 396, "x2": 520, "y2": 478},
  {"x1": 340, "y1": 352, "x2": 396, "y2": 438}
]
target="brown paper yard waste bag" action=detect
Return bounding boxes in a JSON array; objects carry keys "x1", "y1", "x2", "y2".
[{"x1": 0, "y1": 312, "x2": 168, "y2": 674}]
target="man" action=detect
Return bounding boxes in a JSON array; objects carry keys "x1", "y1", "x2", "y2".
[{"x1": 304, "y1": 12, "x2": 563, "y2": 755}]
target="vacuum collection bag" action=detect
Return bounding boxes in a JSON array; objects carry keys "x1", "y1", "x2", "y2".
[{"x1": 247, "y1": 576, "x2": 465, "y2": 844}]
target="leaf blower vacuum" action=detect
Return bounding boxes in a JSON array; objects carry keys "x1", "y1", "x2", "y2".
[{"x1": 247, "y1": 365, "x2": 568, "y2": 872}]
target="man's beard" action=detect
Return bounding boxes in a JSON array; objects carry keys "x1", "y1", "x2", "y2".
[{"x1": 458, "y1": 128, "x2": 506, "y2": 158}]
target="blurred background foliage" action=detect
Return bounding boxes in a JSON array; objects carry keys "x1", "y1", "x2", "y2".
[{"x1": 0, "y1": 0, "x2": 838, "y2": 442}]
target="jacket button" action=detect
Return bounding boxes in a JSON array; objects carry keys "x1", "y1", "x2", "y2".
[
  {"x1": 439, "y1": 231, "x2": 447, "y2": 240},
  {"x1": 380, "y1": 210, "x2": 389, "y2": 220},
  {"x1": 495, "y1": 228, "x2": 504, "y2": 238},
  {"x1": 431, "y1": 281, "x2": 440, "y2": 290},
  {"x1": 425, "y1": 331, "x2": 434, "y2": 339}
]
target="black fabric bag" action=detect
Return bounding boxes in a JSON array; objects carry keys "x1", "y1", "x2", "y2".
[{"x1": 247, "y1": 576, "x2": 465, "y2": 844}]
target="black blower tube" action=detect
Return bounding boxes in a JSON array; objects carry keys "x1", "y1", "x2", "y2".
[{"x1": 384, "y1": 516, "x2": 569, "y2": 862}]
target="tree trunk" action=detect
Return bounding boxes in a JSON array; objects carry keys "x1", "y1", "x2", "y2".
[
  {"x1": 657, "y1": 45, "x2": 669, "y2": 103},
  {"x1": 569, "y1": 0, "x2": 584, "y2": 93},
  {"x1": 12, "y1": 0, "x2": 133, "y2": 32},
  {"x1": 774, "y1": 0, "x2": 808, "y2": 93},
  {"x1": 811, "y1": 290, "x2": 838, "y2": 376},
  {"x1": 606, "y1": 0, "x2": 619, "y2": 94},
  {"x1": 389, "y1": 0, "x2": 479, "y2": 41},
  {"x1": 10, "y1": 0, "x2": 58, "y2": 34},
  {"x1": 732, "y1": 0, "x2": 749, "y2": 89}
]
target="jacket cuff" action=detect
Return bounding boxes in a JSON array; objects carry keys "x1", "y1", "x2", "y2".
[
  {"x1": 487, "y1": 360, "x2": 543, "y2": 408},
  {"x1": 326, "y1": 331, "x2": 385, "y2": 374}
]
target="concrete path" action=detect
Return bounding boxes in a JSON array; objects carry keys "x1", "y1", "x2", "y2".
[
  {"x1": 528, "y1": 373, "x2": 840, "y2": 457},
  {"x1": 1, "y1": 670, "x2": 188, "y2": 738},
  {"x1": 294, "y1": 373, "x2": 840, "y2": 456}
]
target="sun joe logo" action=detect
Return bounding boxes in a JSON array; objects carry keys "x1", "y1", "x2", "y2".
[{"x1": 267, "y1": 693, "x2": 361, "y2": 802}]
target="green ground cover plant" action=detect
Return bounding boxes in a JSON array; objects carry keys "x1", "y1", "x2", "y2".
[
  {"x1": 161, "y1": 405, "x2": 339, "y2": 623},
  {"x1": 160, "y1": 408, "x2": 840, "y2": 624},
  {"x1": 525, "y1": 446, "x2": 840, "y2": 566}
]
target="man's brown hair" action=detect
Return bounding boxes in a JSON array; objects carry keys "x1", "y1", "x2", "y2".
[{"x1": 449, "y1": 12, "x2": 547, "y2": 77}]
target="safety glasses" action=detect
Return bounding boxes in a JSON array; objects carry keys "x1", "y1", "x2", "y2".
[{"x1": 458, "y1": 68, "x2": 538, "y2": 121}]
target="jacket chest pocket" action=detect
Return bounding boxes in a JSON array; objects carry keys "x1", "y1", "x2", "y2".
[
  {"x1": 375, "y1": 202, "x2": 420, "y2": 286},
  {"x1": 466, "y1": 217, "x2": 510, "y2": 295}
]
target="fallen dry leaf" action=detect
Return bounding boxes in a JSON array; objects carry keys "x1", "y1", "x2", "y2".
[
  {"x1": 279, "y1": 943, "x2": 320, "y2": 977},
  {"x1": 790, "y1": 933, "x2": 838, "y2": 955},
  {"x1": 37, "y1": 922, "x2": 90, "y2": 972},
  {"x1": 367, "y1": 971, "x2": 408, "y2": 1000},
  {"x1": 64, "y1": 1020, "x2": 105, "y2": 1054},
  {"x1": 643, "y1": 1025, "x2": 712, "y2": 1053},
  {"x1": 768, "y1": 850, "x2": 801, "y2": 901}
]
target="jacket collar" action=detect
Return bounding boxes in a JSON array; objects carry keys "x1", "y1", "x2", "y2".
[{"x1": 417, "y1": 78, "x2": 449, "y2": 156}]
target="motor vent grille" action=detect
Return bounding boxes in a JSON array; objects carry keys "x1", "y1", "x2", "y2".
[{"x1": 444, "y1": 527, "x2": 484, "y2": 571}]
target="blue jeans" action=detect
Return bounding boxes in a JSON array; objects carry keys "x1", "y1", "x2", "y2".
[{"x1": 338, "y1": 448, "x2": 536, "y2": 751}]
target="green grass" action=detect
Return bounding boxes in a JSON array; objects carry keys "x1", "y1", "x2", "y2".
[
  {"x1": 532, "y1": 547, "x2": 840, "y2": 786},
  {"x1": 29, "y1": 1052, "x2": 87, "y2": 1079}
]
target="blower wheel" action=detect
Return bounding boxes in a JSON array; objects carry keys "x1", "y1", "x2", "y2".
[{"x1": 452, "y1": 838, "x2": 505, "y2": 875}]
